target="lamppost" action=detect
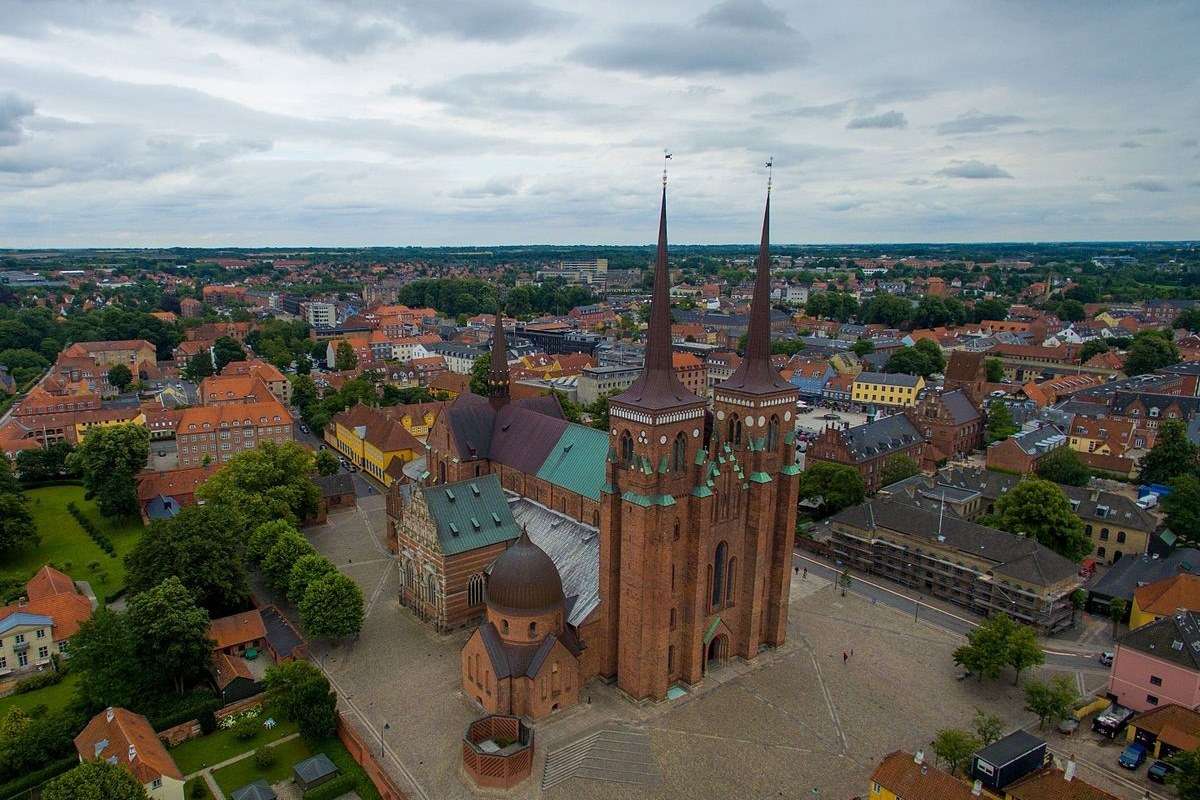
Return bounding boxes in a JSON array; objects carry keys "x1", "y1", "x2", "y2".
[{"x1": 380, "y1": 721, "x2": 390, "y2": 757}]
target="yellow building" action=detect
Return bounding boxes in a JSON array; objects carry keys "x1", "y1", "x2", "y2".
[
  {"x1": 326, "y1": 402, "x2": 443, "y2": 486},
  {"x1": 852, "y1": 371, "x2": 925, "y2": 407},
  {"x1": 74, "y1": 409, "x2": 147, "y2": 441},
  {"x1": 829, "y1": 352, "x2": 863, "y2": 376},
  {"x1": 869, "y1": 751, "x2": 974, "y2": 800},
  {"x1": 1130, "y1": 574, "x2": 1200, "y2": 630}
]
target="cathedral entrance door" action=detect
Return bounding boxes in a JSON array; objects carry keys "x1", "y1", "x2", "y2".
[{"x1": 705, "y1": 634, "x2": 729, "y2": 673}]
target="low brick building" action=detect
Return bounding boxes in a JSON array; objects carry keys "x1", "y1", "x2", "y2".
[
  {"x1": 912, "y1": 387, "x2": 983, "y2": 469},
  {"x1": 985, "y1": 422, "x2": 1066, "y2": 474},
  {"x1": 806, "y1": 414, "x2": 924, "y2": 492}
]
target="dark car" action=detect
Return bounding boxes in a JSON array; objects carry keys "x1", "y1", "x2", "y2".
[
  {"x1": 1099, "y1": 651, "x2": 1114, "y2": 666},
  {"x1": 1118, "y1": 741, "x2": 1147, "y2": 770},
  {"x1": 1148, "y1": 760, "x2": 1174, "y2": 783}
]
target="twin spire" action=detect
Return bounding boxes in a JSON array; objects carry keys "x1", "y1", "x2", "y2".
[{"x1": 488, "y1": 301, "x2": 510, "y2": 410}]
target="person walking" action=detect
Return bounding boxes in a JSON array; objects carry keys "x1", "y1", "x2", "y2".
[
  {"x1": 842, "y1": 651, "x2": 848, "y2": 664},
  {"x1": 803, "y1": 567, "x2": 808, "y2": 580}
]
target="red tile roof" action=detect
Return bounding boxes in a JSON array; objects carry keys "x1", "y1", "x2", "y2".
[
  {"x1": 74, "y1": 708, "x2": 182, "y2": 783},
  {"x1": 208, "y1": 610, "x2": 267, "y2": 651},
  {"x1": 869, "y1": 752, "x2": 974, "y2": 800},
  {"x1": 1135, "y1": 574, "x2": 1200, "y2": 619}
]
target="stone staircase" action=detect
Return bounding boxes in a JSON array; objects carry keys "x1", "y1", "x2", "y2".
[{"x1": 541, "y1": 728, "x2": 659, "y2": 791}]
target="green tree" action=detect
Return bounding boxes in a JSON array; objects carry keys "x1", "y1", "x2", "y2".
[
  {"x1": 263, "y1": 530, "x2": 317, "y2": 594},
  {"x1": 851, "y1": 339, "x2": 875, "y2": 357},
  {"x1": 1023, "y1": 675, "x2": 1077, "y2": 728},
  {"x1": 586, "y1": 391, "x2": 613, "y2": 431},
  {"x1": 931, "y1": 728, "x2": 980, "y2": 776},
  {"x1": 1124, "y1": 329, "x2": 1181, "y2": 376},
  {"x1": 1164, "y1": 475, "x2": 1200, "y2": 544},
  {"x1": 986, "y1": 477, "x2": 1090, "y2": 562},
  {"x1": 986, "y1": 401, "x2": 1019, "y2": 444},
  {"x1": 42, "y1": 760, "x2": 148, "y2": 800},
  {"x1": 107, "y1": 363, "x2": 133, "y2": 393},
  {"x1": 1057, "y1": 299, "x2": 1085, "y2": 322},
  {"x1": 971, "y1": 298, "x2": 1010, "y2": 323},
  {"x1": 182, "y1": 350, "x2": 214, "y2": 381},
  {"x1": 126, "y1": 577, "x2": 214, "y2": 695},
  {"x1": 67, "y1": 607, "x2": 143, "y2": 710},
  {"x1": 334, "y1": 340, "x2": 357, "y2": 371},
  {"x1": 1078, "y1": 339, "x2": 1109, "y2": 364},
  {"x1": 837, "y1": 569, "x2": 852, "y2": 597},
  {"x1": 1174, "y1": 309, "x2": 1200, "y2": 334},
  {"x1": 1109, "y1": 597, "x2": 1127, "y2": 637},
  {"x1": 124, "y1": 504, "x2": 250, "y2": 615},
  {"x1": 300, "y1": 571, "x2": 365, "y2": 641},
  {"x1": 246, "y1": 520, "x2": 298, "y2": 565},
  {"x1": 1139, "y1": 419, "x2": 1198, "y2": 485},
  {"x1": 14, "y1": 441, "x2": 74, "y2": 482},
  {"x1": 953, "y1": 613, "x2": 1015, "y2": 682},
  {"x1": 212, "y1": 336, "x2": 247, "y2": 373},
  {"x1": 196, "y1": 441, "x2": 319, "y2": 532},
  {"x1": 1166, "y1": 747, "x2": 1200, "y2": 799},
  {"x1": 264, "y1": 660, "x2": 338, "y2": 740},
  {"x1": 0, "y1": 459, "x2": 37, "y2": 554},
  {"x1": 861, "y1": 295, "x2": 912, "y2": 327},
  {"x1": 798, "y1": 462, "x2": 866, "y2": 517},
  {"x1": 288, "y1": 554, "x2": 338, "y2": 604},
  {"x1": 973, "y1": 709, "x2": 1004, "y2": 747},
  {"x1": 314, "y1": 449, "x2": 340, "y2": 477},
  {"x1": 67, "y1": 423, "x2": 150, "y2": 518},
  {"x1": 984, "y1": 357, "x2": 1004, "y2": 383},
  {"x1": 1005, "y1": 624, "x2": 1045, "y2": 685},
  {"x1": 469, "y1": 353, "x2": 492, "y2": 396},
  {"x1": 1034, "y1": 447, "x2": 1091, "y2": 487},
  {"x1": 879, "y1": 454, "x2": 920, "y2": 488}
]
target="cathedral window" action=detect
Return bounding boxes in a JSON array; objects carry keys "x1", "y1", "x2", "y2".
[
  {"x1": 501, "y1": 619, "x2": 509, "y2": 634},
  {"x1": 529, "y1": 621, "x2": 538, "y2": 639},
  {"x1": 725, "y1": 557, "x2": 737, "y2": 607},
  {"x1": 711, "y1": 541, "x2": 728, "y2": 608},
  {"x1": 766, "y1": 415, "x2": 780, "y2": 451},
  {"x1": 728, "y1": 414, "x2": 742, "y2": 445},
  {"x1": 673, "y1": 432, "x2": 687, "y2": 471},
  {"x1": 673, "y1": 520, "x2": 680, "y2": 541},
  {"x1": 668, "y1": 644, "x2": 675, "y2": 672},
  {"x1": 438, "y1": 461, "x2": 446, "y2": 484},
  {"x1": 425, "y1": 573, "x2": 438, "y2": 607},
  {"x1": 468, "y1": 573, "x2": 485, "y2": 607},
  {"x1": 620, "y1": 430, "x2": 634, "y2": 464}
]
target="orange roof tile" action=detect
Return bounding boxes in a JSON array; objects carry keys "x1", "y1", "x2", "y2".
[
  {"x1": 208, "y1": 610, "x2": 267, "y2": 650},
  {"x1": 1135, "y1": 574, "x2": 1200, "y2": 618},
  {"x1": 74, "y1": 708, "x2": 182, "y2": 783},
  {"x1": 869, "y1": 752, "x2": 974, "y2": 800},
  {"x1": 177, "y1": 399, "x2": 292, "y2": 432},
  {"x1": 136, "y1": 465, "x2": 219, "y2": 502},
  {"x1": 25, "y1": 565, "x2": 77, "y2": 600},
  {"x1": 1005, "y1": 765, "x2": 1120, "y2": 800}
]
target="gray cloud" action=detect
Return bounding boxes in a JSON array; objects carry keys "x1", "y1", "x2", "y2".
[
  {"x1": 1124, "y1": 179, "x2": 1169, "y2": 192},
  {"x1": 0, "y1": 93, "x2": 36, "y2": 147},
  {"x1": 1183, "y1": 139, "x2": 1199, "y2": 148},
  {"x1": 403, "y1": 70, "x2": 607, "y2": 122},
  {"x1": 395, "y1": 0, "x2": 570, "y2": 42},
  {"x1": 936, "y1": 110, "x2": 1025, "y2": 135},
  {"x1": 846, "y1": 110, "x2": 907, "y2": 130},
  {"x1": 572, "y1": 0, "x2": 807, "y2": 76},
  {"x1": 450, "y1": 177, "x2": 523, "y2": 198},
  {"x1": 1119, "y1": 140, "x2": 1144, "y2": 148},
  {"x1": 937, "y1": 160, "x2": 1013, "y2": 179},
  {"x1": 1136, "y1": 127, "x2": 1167, "y2": 135},
  {"x1": 755, "y1": 97, "x2": 849, "y2": 119}
]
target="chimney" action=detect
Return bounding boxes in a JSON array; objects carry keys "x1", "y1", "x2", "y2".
[
  {"x1": 1064, "y1": 755, "x2": 1076, "y2": 782},
  {"x1": 913, "y1": 750, "x2": 924, "y2": 765},
  {"x1": 105, "y1": 707, "x2": 114, "y2": 723},
  {"x1": 972, "y1": 780, "x2": 983, "y2": 796},
  {"x1": 128, "y1": 744, "x2": 136, "y2": 761}
]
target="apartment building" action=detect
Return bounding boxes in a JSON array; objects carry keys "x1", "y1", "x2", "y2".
[
  {"x1": 851, "y1": 371, "x2": 925, "y2": 407},
  {"x1": 806, "y1": 414, "x2": 924, "y2": 493},
  {"x1": 176, "y1": 400, "x2": 293, "y2": 467},
  {"x1": 577, "y1": 364, "x2": 640, "y2": 405}
]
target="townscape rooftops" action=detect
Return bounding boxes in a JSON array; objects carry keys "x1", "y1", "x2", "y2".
[
  {"x1": 839, "y1": 413, "x2": 923, "y2": 462},
  {"x1": 1091, "y1": 548, "x2": 1200, "y2": 603},
  {"x1": 974, "y1": 729, "x2": 1044, "y2": 767},
  {"x1": 1119, "y1": 610, "x2": 1200, "y2": 670},
  {"x1": 1135, "y1": 573, "x2": 1200, "y2": 619},
  {"x1": 854, "y1": 371, "x2": 922, "y2": 388},
  {"x1": 208, "y1": 609, "x2": 267, "y2": 651},
  {"x1": 1004, "y1": 765, "x2": 1120, "y2": 800}
]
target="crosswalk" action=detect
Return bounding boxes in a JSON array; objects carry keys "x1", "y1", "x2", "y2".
[{"x1": 541, "y1": 728, "x2": 660, "y2": 791}]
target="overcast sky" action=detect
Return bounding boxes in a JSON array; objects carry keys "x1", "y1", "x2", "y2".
[{"x1": 0, "y1": 0, "x2": 1197, "y2": 247}]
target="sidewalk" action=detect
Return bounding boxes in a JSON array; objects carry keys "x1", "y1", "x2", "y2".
[{"x1": 184, "y1": 731, "x2": 301, "y2": 800}]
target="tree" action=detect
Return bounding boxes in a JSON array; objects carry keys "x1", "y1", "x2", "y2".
[
  {"x1": 126, "y1": 577, "x2": 213, "y2": 695},
  {"x1": 586, "y1": 391, "x2": 613, "y2": 432},
  {"x1": 986, "y1": 401, "x2": 1019, "y2": 444},
  {"x1": 1166, "y1": 747, "x2": 1200, "y2": 799},
  {"x1": 1124, "y1": 329, "x2": 1180, "y2": 376},
  {"x1": 1057, "y1": 299, "x2": 1085, "y2": 322},
  {"x1": 1174, "y1": 309, "x2": 1200, "y2": 334},
  {"x1": 0, "y1": 459, "x2": 37, "y2": 554},
  {"x1": 182, "y1": 350, "x2": 214, "y2": 381},
  {"x1": 1109, "y1": 597, "x2": 1127, "y2": 637},
  {"x1": 124, "y1": 504, "x2": 250, "y2": 615},
  {"x1": 334, "y1": 340, "x2": 357, "y2": 371},
  {"x1": 879, "y1": 454, "x2": 919, "y2": 488},
  {"x1": 246, "y1": 520, "x2": 298, "y2": 565},
  {"x1": 196, "y1": 441, "x2": 319, "y2": 532},
  {"x1": 953, "y1": 613, "x2": 1016, "y2": 682},
  {"x1": 300, "y1": 571, "x2": 365, "y2": 640},
  {"x1": 1024, "y1": 675, "x2": 1077, "y2": 728},
  {"x1": 931, "y1": 728, "x2": 980, "y2": 775},
  {"x1": 797, "y1": 462, "x2": 866, "y2": 517},
  {"x1": 851, "y1": 339, "x2": 875, "y2": 357},
  {"x1": 1165, "y1": 475, "x2": 1200, "y2": 544},
  {"x1": 263, "y1": 530, "x2": 317, "y2": 594},
  {"x1": 973, "y1": 709, "x2": 1003, "y2": 747},
  {"x1": 69, "y1": 607, "x2": 142, "y2": 710},
  {"x1": 469, "y1": 353, "x2": 492, "y2": 396},
  {"x1": 314, "y1": 449, "x2": 340, "y2": 477},
  {"x1": 67, "y1": 423, "x2": 150, "y2": 518},
  {"x1": 14, "y1": 441, "x2": 74, "y2": 482},
  {"x1": 986, "y1": 477, "x2": 1090, "y2": 562},
  {"x1": 1005, "y1": 624, "x2": 1045, "y2": 685},
  {"x1": 213, "y1": 336, "x2": 247, "y2": 373},
  {"x1": 1139, "y1": 419, "x2": 1198, "y2": 485},
  {"x1": 838, "y1": 569, "x2": 852, "y2": 597},
  {"x1": 288, "y1": 554, "x2": 337, "y2": 604},
  {"x1": 1078, "y1": 338, "x2": 1109, "y2": 364},
  {"x1": 1035, "y1": 447, "x2": 1091, "y2": 487},
  {"x1": 107, "y1": 363, "x2": 133, "y2": 393},
  {"x1": 42, "y1": 760, "x2": 148, "y2": 800},
  {"x1": 264, "y1": 660, "x2": 338, "y2": 740},
  {"x1": 971, "y1": 299, "x2": 1009, "y2": 323},
  {"x1": 984, "y1": 357, "x2": 1004, "y2": 383},
  {"x1": 861, "y1": 295, "x2": 912, "y2": 327}
]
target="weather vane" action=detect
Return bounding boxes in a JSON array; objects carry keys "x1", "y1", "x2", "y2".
[
  {"x1": 766, "y1": 156, "x2": 774, "y2": 192},
  {"x1": 663, "y1": 149, "x2": 672, "y2": 186}
]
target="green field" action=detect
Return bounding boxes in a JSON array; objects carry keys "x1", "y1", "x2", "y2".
[
  {"x1": 4, "y1": 485, "x2": 144, "y2": 602},
  {"x1": 0, "y1": 672, "x2": 81, "y2": 718},
  {"x1": 171, "y1": 719, "x2": 299, "y2": 775},
  {"x1": 212, "y1": 737, "x2": 313, "y2": 794}
]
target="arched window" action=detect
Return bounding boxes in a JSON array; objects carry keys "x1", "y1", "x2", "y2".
[
  {"x1": 620, "y1": 430, "x2": 634, "y2": 464},
  {"x1": 766, "y1": 415, "x2": 780, "y2": 451},
  {"x1": 673, "y1": 432, "x2": 687, "y2": 471},
  {"x1": 501, "y1": 618, "x2": 509, "y2": 634},
  {"x1": 725, "y1": 557, "x2": 737, "y2": 607},
  {"x1": 673, "y1": 520, "x2": 681, "y2": 541},
  {"x1": 711, "y1": 541, "x2": 728, "y2": 608},
  {"x1": 728, "y1": 414, "x2": 742, "y2": 445},
  {"x1": 528, "y1": 621, "x2": 537, "y2": 639},
  {"x1": 438, "y1": 461, "x2": 446, "y2": 484},
  {"x1": 425, "y1": 573, "x2": 437, "y2": 607},
  {"x1": 468, "y1": 573, "x2": 485, "y2": 607}
]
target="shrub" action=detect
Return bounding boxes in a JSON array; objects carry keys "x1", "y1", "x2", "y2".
[
  {"x1": 254, "y1": 746, "x2": 277, "y2": 769},
  {"x1": 0, "y1": 756, "x2": 78, "y2": 800},
  {"x1": 13, "y1": 669, "x2": 66, "y2": 694},
  {"x1": 232, "y1": 714, "x2": 259, "y2": 742},
  {"x1": 66, "y1": 502, "x2": 115, "y2": 555}
]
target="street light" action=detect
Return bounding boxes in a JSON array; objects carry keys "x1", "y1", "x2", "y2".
[{"x1": 380, "y1": 721, "x2": 389, "y2": 757}]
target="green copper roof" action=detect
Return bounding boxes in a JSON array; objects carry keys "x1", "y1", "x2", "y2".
[
  {"x1": 658, "y1": 455, "x2": 669, "y2": 474},
  {"x1": 784, "y1": 430, "x2": 797, "y2": 444},
  {"x1": 780, "y1": 464, "x2": 802, "y2": 476},
  {"x1": 622, "y1": 491, "x2": 677, "y2": 507},
  {"x1": 536, "y1": 424, "x2": 609, "y2": 501},
  {"x1": 694, "y1": 447, "x2": 708, "y2": 465},
  {"x1": 691, "y1": 485, "x2": 713, "y2": 498},
  {"x1": 420, "y1": 473, "x2": 520, "y2": 556},
  {"x1": 749, "y1": 472, "x2": 772, "y2": 484}
]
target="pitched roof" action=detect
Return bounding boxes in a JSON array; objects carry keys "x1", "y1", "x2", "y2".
[
  {"x1": 1119, "y1": 610, "x2": 1200, "y2": 670},
  {"x1": 939, "y1": 388, "x2": 982, "y2": 424},
  {"x1": 25, "y1": 565, "x2": 76, "y2": 600},
  {"x1": 208, "y1": 610, "x2": 267, "y2": 650},
  {"x1": 0, "y1": 565, "x2": 92, "y2": 641},
  {"x1": 535, "y1": 424, "x2": 609, "y2": 502},
  {"x1": 1129, "y1": 703, "x2": 1200, "y2": 750},
  {"x1": 1004, "y1": 765, "x2": 1120, "y2": 800},
  {"x1": 488, "y1": 405, "x2": 569, "y2": 474},
  {"x1": 840, "y1": 414, "x2": 923, "y2": 462},
  {"x1": 855, "y1": 371, "x2": 922, "y2": 388},
  {"x1": 418, "y1": 474, "x2": 521, "y2": 556},
  {"x1": 1135, "y1": 573, "x2": 1200, "y2": 619},
  {"x1": 177, "y1": 399, "x2": 292, "y2": 432},
  {"x1": 945, "y1": 350, "x2": 985, "y2": 383},
  {"x1": 74, "y1": 707, "x2": 183, "y2": 783},
  {"x1": 136, "y1": 465, "x2": 219, "y2": 503},
  {"x1": 869, "y1": 752, "x2": 974, "y2": 800}
]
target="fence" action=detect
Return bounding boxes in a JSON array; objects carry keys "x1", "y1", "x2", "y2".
[{"x1": 335, "y1": 712, "x2": 408, "y2": 800}]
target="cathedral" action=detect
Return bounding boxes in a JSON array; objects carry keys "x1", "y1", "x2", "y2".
[{"x1": 390, "y1": 178, "x2": 801, "y2": 719}]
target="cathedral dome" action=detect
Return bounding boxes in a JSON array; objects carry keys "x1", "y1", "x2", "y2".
[{"x1": 486, "y1": 528, "x2": 564, "y2": 613}]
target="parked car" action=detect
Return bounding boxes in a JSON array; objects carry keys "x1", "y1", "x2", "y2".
[
  {"x1": 1099, "y1": 651, "x2": 1114, "y2": 666},
  {"x1": 1093, "y1": 704, "x2": 1134, "y2": 738},
  {"x1": 1118, "y1": 742, "x2": 1147, "y2": 770},
  {"x1": 1148, "y1": 760, "x2": 1175, "y2": 783}
]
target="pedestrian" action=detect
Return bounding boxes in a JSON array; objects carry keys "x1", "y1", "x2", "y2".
[
  {"x1": 850, "y1": 649, "x2": 854, "y2": 659},
  {"x1": 803, "y1": 567, "x2": 808, "y2": 580},
  {"x1": 842, "y1": 651, "x2": 848, "y2": 664},
  {"x1": 794, "y1": 566, "x2": 799, "y2": 575}
]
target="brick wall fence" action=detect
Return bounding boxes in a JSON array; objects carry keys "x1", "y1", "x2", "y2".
[
  {"x1": 335, "y1": 712, "x2": 408, "y2": 800},
  {"x1": 462, "y1": 715, "x2": 533, "y2": 790},
  {"x1": 158, "y1": 719, "x2": 201, "y2": 747}
]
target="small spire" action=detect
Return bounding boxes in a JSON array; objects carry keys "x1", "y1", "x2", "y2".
[{"x1": 488, "y1": 300, "x2": 510, "y2": 409}]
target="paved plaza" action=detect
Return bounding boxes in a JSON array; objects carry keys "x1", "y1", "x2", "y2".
[{"x1": 301, "y1": 498, "x2": 1153, "y2": 800}]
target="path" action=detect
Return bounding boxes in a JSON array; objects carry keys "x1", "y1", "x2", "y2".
[{"x1": 183, "y1": 731, "x2": 301, "y2": 800}]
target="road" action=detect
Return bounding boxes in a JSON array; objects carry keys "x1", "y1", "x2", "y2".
[
  {"x1": 293, "y1": 421, "x2": 382, "y2": 499},
  {"x1": 792, "y1": 551, "x2": 1104, "y2": 672}
]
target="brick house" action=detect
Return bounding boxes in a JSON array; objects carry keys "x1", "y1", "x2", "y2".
[
  {"x1": 175, "y1": 400, "x2": 293, "y2": 468},
  {"x1": 806, "y1": 414, "x2": 925, "y2": 492},
  {"x1": 74, "y1": 708, "x2": 184, "y2": 800},
  {"x1": 911, "y1": 388, "x2": 982, "y2": 469},
  {"x1": 985, "y1": 422, "x2": 1066, "y2": 474}
]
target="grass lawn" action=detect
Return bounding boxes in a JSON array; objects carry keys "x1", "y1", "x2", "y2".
[
  {"x1": 183, "y1": 777, "x2": 214, "y2": 800},
  {"x1": 213, "y1": 737, "x2": 313, "y2": 794},
  {"x1": 171, "y1": 719, "x2": 299, "y2": 775},
  {"x1": 4, "y1": 485, "x2": 144, "y2": 602},
  {"x1": 0, "y1": 672, "x2": 81, "y2": 718}
]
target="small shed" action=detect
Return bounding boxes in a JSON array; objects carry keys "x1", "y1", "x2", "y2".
[
  {"x1": 230, "y1": 780, "x2": 277, "y2": 800},
  {"x1": 969, "y1": 730, "x2": 1047, "y2": 792},
  {"x1": 292, "y1": 753, "x2": 339, "y2": 791}
]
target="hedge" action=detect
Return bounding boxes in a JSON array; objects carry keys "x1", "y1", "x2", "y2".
[
  {"x1": 0, "y1": 755, "x2": 77, "y2": 800},
  {"x1": 17, "y1": 478, "x2": 83, "y2": 491},
  {"x1": 65, "y1": 501, "x2": 115, "y2": 555},
  {"x1": 302, "y1": 774, "x2": 359, "y2": 800},
  {"x1": 147, "y1": 692, "x2": 221, "y2": 734},
  {"x1": 12, "y1": 667, "x2": 66, "y2": 695}
]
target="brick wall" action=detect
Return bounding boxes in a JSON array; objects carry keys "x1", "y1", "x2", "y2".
[{"x1": 335, "y1": 713, "x2": 408, "y2": 800}]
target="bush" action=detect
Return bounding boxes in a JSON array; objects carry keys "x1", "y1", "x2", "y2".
[
  {"x1": 65, "y1": 501, "x2": 115, "y2": 555},
  {"x1": 145, "y1": 691, "x2": 221, "y2": 733},
  {"x1": 254, "y1": 746, "x2": 277, "y2": 769},
  {"x1": 0, "y1": 755, "x2": 78, "y2": 800},
  {"x1": 302, "y1": 773, "x2": 359, "y2": 800},
  {"x1": 13, "y1": 669, "x2": 66, "y2": 694},
  {"x1": 232, "y1": 715, "x2": 259, "y2": 742}
]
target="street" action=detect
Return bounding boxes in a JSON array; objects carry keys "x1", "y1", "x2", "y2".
[{"x1": 292, "y1": 421, "x2": 383, "y2": 499}]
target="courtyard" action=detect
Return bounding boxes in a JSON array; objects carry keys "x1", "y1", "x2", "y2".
[{"x1": 303, "y1": 497, "x2": 1148, "y2": 800}]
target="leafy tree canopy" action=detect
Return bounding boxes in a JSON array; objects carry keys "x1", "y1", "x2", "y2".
[
  {"x1": 67, "y1": 423, "x2": 150, "y2": 518},
  {"x1": 196, "y1": 441, "x2": 319, "y2": 532},
  {"x1": 798, "y1": 462, "x2": 866, "y2": 517},
  {"x1": 986, "y1": 477, "x2": 1091, "y2": 562}
]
